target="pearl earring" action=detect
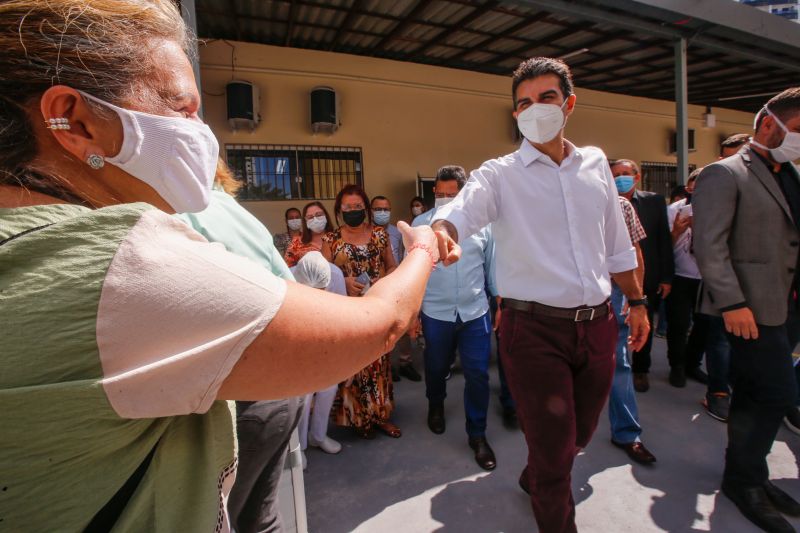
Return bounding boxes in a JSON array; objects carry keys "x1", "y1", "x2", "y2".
[
  {"x1": 46, "y1": 117, "x2": 71, "y2": 130},
  {"x1": 86, "y1": 154, "x2": 105, "y2": 170}
]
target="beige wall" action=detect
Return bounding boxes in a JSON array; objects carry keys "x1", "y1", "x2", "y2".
[{"x1": 199, "y1": 41, "x2": 753, "y2": 234}]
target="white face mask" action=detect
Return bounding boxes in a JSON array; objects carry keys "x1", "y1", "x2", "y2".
[
  {"x1": 516, "y1": 99, "x2": 568, "y2": 144},
  {"x1": 306, "y1": 215, "x2": 327, "y2": 234},
  {"x1": 287, "y1": 219, "x2": 302, "y2": 232},
  {"x1": 78, "y1": 91, "x2": 219, "y2": 213},
  {"x1": 434, "y1": 197, "x2": 454, "y2": 208},
  {"x1": 751, "y1": 106, "x2": 800, "y2": 163},
  {"x1": 412, "y1": 206, "x2": 424, "y2": 217}
]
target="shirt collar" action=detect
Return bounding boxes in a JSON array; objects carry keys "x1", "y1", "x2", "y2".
[{"x1": 518, "y1": 139, "x2": 579, "y2": 167}]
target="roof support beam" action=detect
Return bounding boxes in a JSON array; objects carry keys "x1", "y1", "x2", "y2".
[
  {"x1": 285, "y1": 0, "x2": 298, "y2": 47},
  {"x1": 507, "y1": 0, "x2": 800, "y2": 74},
  {"x1": 447, "y1": 10, "x2": 550, "y2": 62},
  {"x1": 675, "y1": 38, "x2": 689, "y2": 185},
  {"x1": 328, "y1": 0, "x2": 367, "y2": 50}
]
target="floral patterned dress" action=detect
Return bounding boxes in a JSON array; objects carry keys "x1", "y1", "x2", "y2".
[
  {"x1": 323, "y1": 225, "x2": 394, "y2": 430},
  {"x1": 284, "y1": 235, "x2": 326, "y2": 267}
]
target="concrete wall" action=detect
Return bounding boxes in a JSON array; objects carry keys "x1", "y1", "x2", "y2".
[{"x1": 199, "y1": 40, "x2": 753, "y2": 234}]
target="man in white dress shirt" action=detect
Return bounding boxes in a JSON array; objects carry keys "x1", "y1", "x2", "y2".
[{"x1": 432, "y1": 57, "x2": 649, "y2": 533}]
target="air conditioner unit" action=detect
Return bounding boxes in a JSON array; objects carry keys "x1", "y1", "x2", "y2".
[
  {"x1": 310, "y1": 86, "x2": 339, "y2": 134},
  {"x1": 226, "y1": 81, "x2": 260, "y2": 132}
]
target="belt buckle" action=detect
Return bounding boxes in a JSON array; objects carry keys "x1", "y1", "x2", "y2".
[{"x1": 574, "y1": 308, "x2": 595, "y2": 322}]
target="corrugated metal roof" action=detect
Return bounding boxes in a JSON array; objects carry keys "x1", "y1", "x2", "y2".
[{"x1": 195, "y1": 0, "x2": 800, "y2": 111}]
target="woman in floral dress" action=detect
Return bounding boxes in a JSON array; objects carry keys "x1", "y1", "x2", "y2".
[{"x1": 323, "y1": 184, "x2": 400, "y2": 439}]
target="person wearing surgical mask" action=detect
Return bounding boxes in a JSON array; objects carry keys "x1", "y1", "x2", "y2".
[
  {"x1": 284, "y1": 201, "x2": 334, "y2": 267},
  {"x1": 692, "y1": 87, "x2": 800, "y2": 533},
  {"x1": 273, "y1": 207, "x2": 302, "y2": 257},
  {"x1": 322, "y1": 184, "x2": 401, "y2": 439},
  {"x1": 431, "y1": 57, "x2": 648, "y2": 533},
  {"x1": 0, "y1": 2, "x2": 440, "y2": 530},
  {"x1": 409, "y1": 196, "x2": 428, "y2": 223}
]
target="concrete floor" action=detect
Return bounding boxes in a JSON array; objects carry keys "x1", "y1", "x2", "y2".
[{"x1": 303, "y1": 336, "x2": 800, "y2": 532}]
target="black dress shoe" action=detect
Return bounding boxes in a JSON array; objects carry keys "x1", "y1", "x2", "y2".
[
  {"x1": 722, "y1": 482, "x2": 796, "y2": 533},
  {"x1": 686, "y1": 366, "x2": 709, "y2": 384},
  {"x1": 399, "y1": 364, "x2": 422, "y2": 382},
  {"x1": 468, "y1": 436, "x2": 496, "y2": 471},
  {"x1": 764, "y1": 481, "x2": 800, "y2": 517},
  {"x1": 612, "y1": 440, "x2": 656, "y2": 465},
  {"x1": 518, "y1": 468, "x2": 530, "y2": 495},
  {"x1": 633, "y1": 373, "x2": 650, "y2": 392},
  {"x1": 502, "y1": 407, "x2": 518, "y2": 429},
  {"x1": 427, "y1": 403, "x2": 445, "y2": 434},
  {"x1": 669, "y1": 366, "x2": 686, "y2": 387}
]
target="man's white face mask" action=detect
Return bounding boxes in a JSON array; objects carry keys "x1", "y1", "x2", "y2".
[
  {"x1": 516, "y1": 99, "x2": 568, "y2": 144},
  {"x1": 751, "y1": 106, "x2": 800, "y2": 163}
]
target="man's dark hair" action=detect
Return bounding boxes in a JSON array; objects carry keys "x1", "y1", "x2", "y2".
[
  {"x1": 512, "y1": 57, "x2": 574, "y2": 109},
  {"x1": 371, "y1": 195, "x2": 389, "y2": 206},
  {"x1": 720, "y1": 133, "x2": 750, "y2": 156},
  {"x1": 435, "y1": 165, "x2": 467, "y2": 190},
  {"x1": 755, "y1": 87, "x2": 800, "y2": 131}
]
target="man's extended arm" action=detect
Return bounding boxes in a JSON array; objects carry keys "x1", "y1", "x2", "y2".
[{"x1": 692, "y1": 164, "x2": 757, "y2": 339}]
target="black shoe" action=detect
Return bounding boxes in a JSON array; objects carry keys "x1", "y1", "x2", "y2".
[
  {"x1": 686, "y1": 366, "x2": 709, "y2": 385},
  {"x1": 399, "y1": 364, "x2": 422, "y2": 382},
  {"x1": 612, "y1": 440, "x2": 657, "y2": 465},
  {"x1": 468, "y1": 436, "x2": 496, "y2": 471},
  {"x1": 669, "y1": 366, "x2": 686, "y2": 388},
  {"x1": 518, "y1": 467, "x2": 530, "y2": 495},
  {"x1": 764, "y1": 480, "x2": 800, "y2": 517},
  {"x1": 633, "y1": 373, "x2": 650, "y2": 393},
  {"x1": 703, "y1": 392, "x2": 730, "y2": 422},
  {"x1": 502, "y1": 407, "x2": 518, "y2": 429},
  {"x1": 392, "y1": 367, "x2": 400, "y2": 382},
  {"x1": 721, "y1": 482, "x2": 795, "y2": 533},
  {"x1": 427, "y1": 403, "x2": 445, "y2": 434}
]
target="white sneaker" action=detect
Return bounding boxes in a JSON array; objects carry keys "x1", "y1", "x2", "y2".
[{"x1": 308, "y1": 435, "x2": 342, "y2": 454}]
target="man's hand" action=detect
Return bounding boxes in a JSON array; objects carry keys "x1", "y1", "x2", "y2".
[
  {"x1": 657, "y1": 283, "x2": 672, "y2": 299},
  {"x1": 671, "y1": 213, "x2": 692, "y2": 240},
  {"x1": 723, "y1": 307, "x2": 759, "y2": 340},
  {"x1": 434, "y1": 229, "x2": 461, "y2": 266},
  {"x1": 626, "y1": 305, "x2": 650, "y2": 352}
]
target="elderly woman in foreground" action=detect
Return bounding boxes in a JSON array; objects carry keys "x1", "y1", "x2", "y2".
[{"x1": 0, "y1": 1, "x2": 438, "y2": 531}]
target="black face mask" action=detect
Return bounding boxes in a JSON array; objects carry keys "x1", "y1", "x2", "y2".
[{"x1": 342, "y1": 209, "x2": 367, "y2": 227}]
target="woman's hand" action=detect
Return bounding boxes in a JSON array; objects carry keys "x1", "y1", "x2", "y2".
[
  {"x1": 344, "y1": 276, "x2": 365, "y2": 297},
  {"x1": 397, "y1": 221, "x2": 440, "y2": 263}
]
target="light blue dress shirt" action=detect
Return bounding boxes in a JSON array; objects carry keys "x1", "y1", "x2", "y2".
[{"x1": 413, "y1": 207, "x2": 496, "y2": 323}]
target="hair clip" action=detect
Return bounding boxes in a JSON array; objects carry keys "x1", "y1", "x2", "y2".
[{"x1": 46, "y1": 117, "x2": 71, "y2": 130}]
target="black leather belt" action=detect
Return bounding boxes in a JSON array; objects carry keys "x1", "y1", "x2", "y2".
[{"x1": 502, "y1": 298, "x2": 610, "y2": 322}]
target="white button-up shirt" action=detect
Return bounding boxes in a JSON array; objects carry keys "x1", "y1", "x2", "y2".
[
  {"x1": 434, "y1": 140, "x2": 636, "y2": 308},
  {"x1": 667, "y1": 199, "x2": 701, "y2": 280}
]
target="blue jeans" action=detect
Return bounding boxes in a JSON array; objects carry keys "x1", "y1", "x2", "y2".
[
  {"x1": 608, "y1": 286, "x2": 642, "y2": 444},
  {"x1": 421, "y1": 311, "x2": 492, "y2": 438}
]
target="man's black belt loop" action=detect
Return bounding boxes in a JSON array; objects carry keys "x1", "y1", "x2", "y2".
[{"x1": 502, "y1": 298, "x2": 610, "y2": 321}]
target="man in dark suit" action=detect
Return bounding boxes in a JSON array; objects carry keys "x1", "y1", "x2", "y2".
[
  {"x1": 693, "y1": 87, "x2": 800, "y2": 533},
  {"x1": 611, "y1": 159, "x2": 675, "y2": 392}
]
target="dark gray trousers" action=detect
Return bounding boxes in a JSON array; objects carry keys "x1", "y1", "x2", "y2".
[{"x1": 228, "y1": 397, "x2": 304, "y2": 533}]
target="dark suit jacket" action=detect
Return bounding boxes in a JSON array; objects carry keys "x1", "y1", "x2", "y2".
[
  {"x1": 693, "y1": 147, "x2": 800, "y2": 326},
  {"x1": 630, "y1": 190, "x2": 674, "y2": 296}
]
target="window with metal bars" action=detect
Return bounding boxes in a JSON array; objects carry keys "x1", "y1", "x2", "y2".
[
  {"x1": 225, "y1": 144, "x2": 364, "y2": 201},
  {"x1": 640, "y1": 161, "x2": 697, "y2": 200}
]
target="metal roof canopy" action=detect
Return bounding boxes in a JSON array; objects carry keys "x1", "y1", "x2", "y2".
[{"x1": 194, "y1": 0, "x2": 800, "y2": 113}]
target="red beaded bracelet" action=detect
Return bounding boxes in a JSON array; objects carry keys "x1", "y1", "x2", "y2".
[{"x1": 407, "y1": 243, "x2": 437, "y2": 269}]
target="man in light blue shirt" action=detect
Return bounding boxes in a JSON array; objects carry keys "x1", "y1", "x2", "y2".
[{"x1": 413, "y1": 165, "x2": 497, "y2": 471}]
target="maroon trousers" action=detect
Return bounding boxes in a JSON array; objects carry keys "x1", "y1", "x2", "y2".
[{"x1": 499, "y1": 304, "x2": 617, "y2": 533}]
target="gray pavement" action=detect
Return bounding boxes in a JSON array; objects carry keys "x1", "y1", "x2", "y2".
[{"x1": 303, "y1": 336, "x2": 800, "y2": 532}]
